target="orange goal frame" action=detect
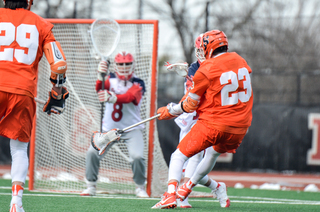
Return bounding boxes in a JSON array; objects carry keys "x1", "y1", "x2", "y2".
[{"x1": 29, "y1": 19, "x2": 159, "y2": 197}]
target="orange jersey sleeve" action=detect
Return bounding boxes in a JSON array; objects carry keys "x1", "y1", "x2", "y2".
[
  {"x1": 0, "y1": 8, "x2": 55, "y2": 97},
  {"x1": 195, "y1": 52, "x2": 253, "y2": 130},
  {"x1": 189, "y1": 71, "x2": 210, "y2": 97}
]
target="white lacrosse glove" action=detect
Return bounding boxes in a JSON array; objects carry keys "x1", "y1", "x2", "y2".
[
  {"x1": 91, "y1": 129, "x2": 121, "y2": 155},
  {"x1": 97, "y1": 90, "x2": 117, "y2": 103},
  {"x1": 97, "y1": 60, "x2": 110, "y2": 81}
]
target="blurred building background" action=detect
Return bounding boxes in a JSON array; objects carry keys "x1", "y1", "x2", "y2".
[{"x1": 1, "y1": 0, "x2": 320, "y2": 174}]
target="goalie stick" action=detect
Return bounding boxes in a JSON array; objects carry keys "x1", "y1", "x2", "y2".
[
  {"x1": 90, "y1": 18, "x2": 121, "y2": 133},
  {"x1": 95, "y1": 114, "x2": 160, "y2": 155}
]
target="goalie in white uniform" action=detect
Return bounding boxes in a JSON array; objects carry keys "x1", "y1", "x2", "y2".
[{"x1": 81, "y1": 51, "x2": 149, "y2": 198}]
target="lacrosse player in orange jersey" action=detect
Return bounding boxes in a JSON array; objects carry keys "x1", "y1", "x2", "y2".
[
  {"x1": 0, "y1": 1, "x2": 68, "y2": 211},
  {"x1": 174, "y1": 35, "x2": 222, "y2": 208},
  {"x1": 152, "y1": 30, "x2": 253, "y2": 209}
]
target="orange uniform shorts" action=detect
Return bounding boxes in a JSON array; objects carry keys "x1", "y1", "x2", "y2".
[
  {"x1": 177, "y1": 120, "x2": 247, "y2": 157},
  {"x1": 0, "y1": 91, "x2": 36, "y2": 142}
]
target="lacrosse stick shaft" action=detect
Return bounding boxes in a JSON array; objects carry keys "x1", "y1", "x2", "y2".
[
  {"x1": 120, "y1": 114, "x2": 160, "y2": 133},
  {"x1": 100, "y1": 73, "x2": 106, "y2": 133}
]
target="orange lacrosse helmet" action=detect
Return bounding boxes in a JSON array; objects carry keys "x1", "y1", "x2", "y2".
[{"x1": 201, "y1": 30, "x2": 228, "y2": 60}]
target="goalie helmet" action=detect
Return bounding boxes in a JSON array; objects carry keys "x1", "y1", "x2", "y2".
[
  {"x1": 3, "y1": 0, "x2": 33, "y2": 10},
  {"x1": 114, "y1": 51, "x2": 135, "y2": 81},
  {"x1": 194, "y1": 34, "x2": 205, "y2": 63},
  {"x1": 201, "y1": 30, "x2": 228, "y2": 60}
]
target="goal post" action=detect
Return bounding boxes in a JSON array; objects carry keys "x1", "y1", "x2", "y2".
[{"x1": 29, "y1": 19, "x2": 169, "y2": 197}]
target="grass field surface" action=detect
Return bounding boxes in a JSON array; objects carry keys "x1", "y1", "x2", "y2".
[{"x1": 1, "y1": 179, "x2": 320, "y2": 211}]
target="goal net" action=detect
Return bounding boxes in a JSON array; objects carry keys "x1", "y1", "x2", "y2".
[{"x1": 29, "y1": 19, "x2": 168, "y2": 197}]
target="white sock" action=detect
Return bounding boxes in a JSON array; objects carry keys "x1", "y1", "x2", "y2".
[
  {"x1": 168, "y1": 184, "x2": 176, "y2": 193},
  {"x1": 87, "y1": 181, "x2": 97, "y2": 188},
  {"x1": 185, "y1": 180, "x2": 195, "y2": 189},
  {"x1": 207, "y1": 178, "x2": 218, "y2": 191}
]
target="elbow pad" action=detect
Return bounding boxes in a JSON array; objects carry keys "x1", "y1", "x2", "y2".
[
  {"x1": 44, "y1": 41, "x2": 67, "y2": 87},
  {"x1": 182, "y1": 93, "x2": 200, "y2": 113}
]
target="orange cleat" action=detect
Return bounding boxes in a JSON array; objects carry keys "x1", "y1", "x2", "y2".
[
  {"x1": 151, "y1": 192, "x2": 177, "y2": 209},
  {"x1": 176, "y1": 183, "x2": 193, "y2": 201}
]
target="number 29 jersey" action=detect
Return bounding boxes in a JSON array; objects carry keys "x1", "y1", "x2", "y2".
[
  {"x1": 102, "y1": 75, "x2": 145, "y2": 132},
  {"x1": 0, "y1": 8, "x2": 55, "y2": 98}
]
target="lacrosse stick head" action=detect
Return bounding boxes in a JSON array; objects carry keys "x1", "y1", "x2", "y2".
[
  {"x1": 90, "y1": 18, "x2": 121, "y2": 61},
  {"x1": 165, "y1": 61, "x2": 189, "y2": 78}
]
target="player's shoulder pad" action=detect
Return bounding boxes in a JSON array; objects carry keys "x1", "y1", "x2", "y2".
[
  {"x1": 188, "y1": 61, "x2": 200, "y2": 77},
  {"x1": 131, "y1": 77, "x2": 146, "y2": 94}
]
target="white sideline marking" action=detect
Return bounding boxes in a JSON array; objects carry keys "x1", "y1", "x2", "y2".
[
  {"x1": 229, "y1": 195, "x2": 314, "y2": 202},
  {"x1": 0, "y1": 186, "x2": 12, "y2": 189},
  {"x1": 208, "y1": 175, "x2": 320, "y2": 184},
  {"x1": 0, "y1": 192, "x2": 320, "y2": 205}
]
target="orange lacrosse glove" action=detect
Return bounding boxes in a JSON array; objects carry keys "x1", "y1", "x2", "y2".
[
  {"x1": 182, "y1": 97, "x2": 199, "y2": 113},
  {"x1": 157, "y1": 106, "x2": 176, "y2": 120},
  {"x1": 43, "y1": 87, "x2": 69, "y2": 115}
]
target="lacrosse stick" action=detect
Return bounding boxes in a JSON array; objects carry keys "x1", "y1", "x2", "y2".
[
  {"x1": 164, "y1": 61, "x2": 193, "y2": 82},
  {"x1": 90, "y1": 18, "x2": 121, "y2": 132},
  {"x1": 117, "y1": 114, "x2": 160, "y2": 134},
  {"x1": 96, "y1": 114, "x2": 160, "y2": 155}
]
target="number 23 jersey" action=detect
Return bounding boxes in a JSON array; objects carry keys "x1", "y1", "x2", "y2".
[
  {"x1": 102, "y1": 75, "x2": 145, "y2": 132},
  {"x1": 194, "y1": 52, "x2": 253, "y2": 130}
]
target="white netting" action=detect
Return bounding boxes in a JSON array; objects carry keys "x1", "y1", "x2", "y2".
[
  {"x1": 33, "y1": 20, "x2": 168, "y2": 197},
  {"x1": 90, "y1": 19, "x2": 120, "y2": 59}
]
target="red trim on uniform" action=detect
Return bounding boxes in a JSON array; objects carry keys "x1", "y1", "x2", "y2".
[
  {"x1": 116, "y1": 92, "x2": 135, "y2": 104},
  {"x1": 95, "y1": 79, "x2": 110, "y2": 91}
]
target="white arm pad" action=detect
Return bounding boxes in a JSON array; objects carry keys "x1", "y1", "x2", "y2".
[{"x1": 167, "y1": 102, "x2": 184, "y2": 116}]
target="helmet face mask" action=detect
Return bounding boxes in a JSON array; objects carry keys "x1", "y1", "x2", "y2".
[
  {"x1": 194, "y1": 34, "x2": 205, "y2": 63},
  {"x1": 201, "y1": 30, "x2": 228, "y2": 60},
  {"x1": 114, "y1": 52, "x2": 135, "y2": 81},
  {"x1": 27, "y1": 0, "x2": 33, "y2": 10}
]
